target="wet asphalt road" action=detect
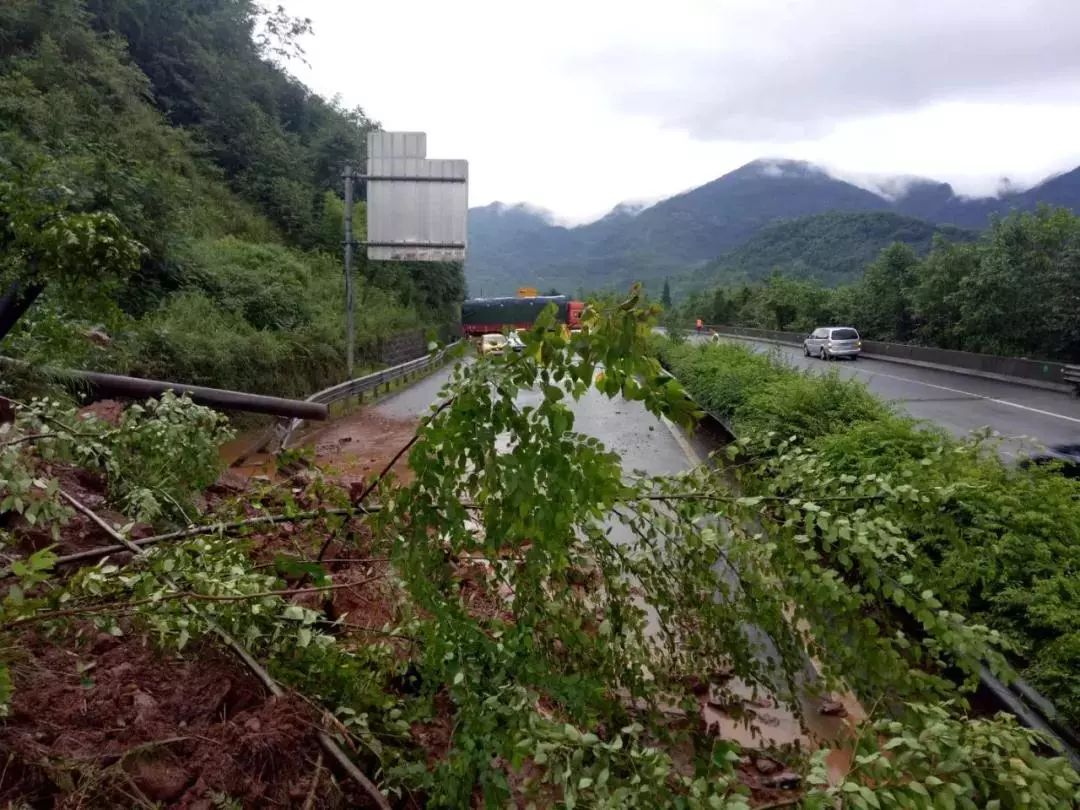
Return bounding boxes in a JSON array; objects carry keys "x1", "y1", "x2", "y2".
[
  {"x1": 698, "y1": 335, "x2": 1080, "y2": 458},
  {"x1": 373, "y1": 355, "x2": 697, "y2": 477},
  {"x1": 369, "y1": 333, "x2": 1080, "y2": 465},
  {"x1": 371, "y1": 358, "x2": 462, "y2": 422}
]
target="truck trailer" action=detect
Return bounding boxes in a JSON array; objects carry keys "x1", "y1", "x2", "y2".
[{"x1": 461, "y1": 296, "x2": 583, "y2": 335}]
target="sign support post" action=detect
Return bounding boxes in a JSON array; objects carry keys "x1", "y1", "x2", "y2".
[
  {"x1": 342, "y1": 163, "x2": 356, "y2": 377},
  {"x1": 341, "y1": 131, "x2": 467, "y2": 378}
]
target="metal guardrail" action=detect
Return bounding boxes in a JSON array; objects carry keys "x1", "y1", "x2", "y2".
[
  {"x1": 1065, "y1": 365, "x2": 1080, "y2": 392},
  {"x1": 276, "y1": 342, "x2": 460, "y2": 450}
]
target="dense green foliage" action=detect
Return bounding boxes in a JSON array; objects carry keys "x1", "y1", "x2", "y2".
[
  {"x1": 679, "y1": 206, "x2": 1080, "y2": 361},
  {"x1": 655, "y1": 337, "x2": 1080, "y2": 729},
  {"x1": 691, "y1": 211, "x2": 973, "y2": 289},
  {"x1": 2, "y1": 301, "x2": 1079, "y2": 806},
  {"x1": 0, "y1": 0, "x2": 463, "y2": 395}
]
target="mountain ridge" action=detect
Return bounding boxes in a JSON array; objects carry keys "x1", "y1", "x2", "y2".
[{"x1": 466, "y1": 159, "x2": 1080, "y2": 296}]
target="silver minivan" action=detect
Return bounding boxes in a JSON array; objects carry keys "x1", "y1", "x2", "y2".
[{"x1": 804, "y1": 326, "x2": 861, "y2": 360}]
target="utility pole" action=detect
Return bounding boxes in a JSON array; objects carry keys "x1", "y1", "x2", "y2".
[{"x1": 342, "y1": 164, "x2": 355, "y2": 377}]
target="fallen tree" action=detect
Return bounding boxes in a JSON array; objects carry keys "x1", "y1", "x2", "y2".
[{"x1": 0, "y1": 293, "x2": 1077, "y2": 807}]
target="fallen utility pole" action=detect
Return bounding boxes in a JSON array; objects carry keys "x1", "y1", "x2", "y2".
[{"x1": 0, "y1": 358, "x2": 328, "y2": 421}]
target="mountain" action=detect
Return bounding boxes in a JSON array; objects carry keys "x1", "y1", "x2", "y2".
[
  {"x1": 892, "y1": 166, "x2": 1080, "y2": 227},
  {"x1": 683, "y1": 211, "x2": 975, "y2": 293},
  {"x1": 613, "y1": 160, "x2": 890, "y2": 262},
  {"x1": 465, "y1": 159, "x2": 1080, "y2": 297},
  {"x1": 466, "y1": 203, "x2": 583, "y2": 296}
]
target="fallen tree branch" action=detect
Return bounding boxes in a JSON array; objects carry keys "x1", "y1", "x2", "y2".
[
  {"x1": 302, "y1": 751, "x2": 324, "y2": 810},
  {"x1": 1, "y1": 432, "x2": 52, "y2": 448},
  {"x1": 5, "y1": 576, "x2": 383, "y2": 629},
  {"x1": 38, "y1": 506, "x2": 379, "y2": 570},
  {"x1": 60, "y1": 490, "x2": 143, "y2": 555},
  {"x1": 209, "y1": 617, "x2": 390, "y2": 809}
]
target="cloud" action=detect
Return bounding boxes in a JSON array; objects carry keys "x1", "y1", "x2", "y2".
[
  {"x1": 580, "y1": 0, "x2": 1080, "y2": 141},
  {"x1": 282, "y1": 0, "x2": 1080, "y2": 218}
]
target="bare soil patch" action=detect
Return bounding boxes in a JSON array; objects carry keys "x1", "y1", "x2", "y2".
[{"x1": 0, "y1": 627, "x2": 359, "y2": 808}]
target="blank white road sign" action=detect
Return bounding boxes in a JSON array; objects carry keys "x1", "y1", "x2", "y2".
[{"x1": 366, "y1": 131, "x2": 468, "y2": 262}]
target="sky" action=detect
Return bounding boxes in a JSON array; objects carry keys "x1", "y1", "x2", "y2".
[{"x1": 280, "y1": 0, "x2": 1080, "y2": 224}]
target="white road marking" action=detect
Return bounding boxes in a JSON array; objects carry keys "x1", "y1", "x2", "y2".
[
  {"x1": 838, "y1": 365, "x2": 1080, "y2": 426},
  {"x1": 745, "y1": 337, "x2": 1080, "y2": 428}
]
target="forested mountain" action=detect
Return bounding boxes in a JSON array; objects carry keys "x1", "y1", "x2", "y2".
[
  {"x1": 466, "y1": 158, "x2": 1080, "y2": 297},
  {"x1": 1, "y1": 0, "x2": 463, "y2": 397},
  {"x1": 685, "y1": 211, "x2": 974, "y2": 291},
  {"x1": 678, "y1": 206, "x2": 1080, "y2": 363},
  {"x1": 892, "y1": 166, "x2": 1080, "y2": 227},
  {"x1": 466, "y1": 160, "x2": 892, "y2": 296}
]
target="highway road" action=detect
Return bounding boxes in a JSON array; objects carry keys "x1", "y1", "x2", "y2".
[
  {"x1": 704, "y1": 336, "x2": 1080, "y2": 458},
  {"x1": 372, "y1": 356, "x2": 699, "y2": 476}
]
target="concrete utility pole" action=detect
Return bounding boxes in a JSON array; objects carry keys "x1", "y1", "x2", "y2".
[{"x1": 342, "y1": 164, "x2": 355, "y2": 377}]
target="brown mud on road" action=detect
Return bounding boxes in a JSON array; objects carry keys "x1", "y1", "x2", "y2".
[
  {"x1": 299, "y1": 407, "x2": 421, "y2": 490},
  {"x1": 222, "y1": 406, "x2": 423, "y2": 493}
]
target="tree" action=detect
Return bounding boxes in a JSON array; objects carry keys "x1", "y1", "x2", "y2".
[
  {"x1": 950, "y1": 208, "x2": 1080, "y2": 359},
  {"x1": 660, "y1": 278, "x2": 672, "y2": 309},
  {"x1": 856, "y1": 242, "x2": 919, "y2": 341},
  {"x1": 709, "y1": 287, "x2": 733, "y2": 324},
  {"x1": 912, "y1": 238, "x2": 979, "y2": 350}
]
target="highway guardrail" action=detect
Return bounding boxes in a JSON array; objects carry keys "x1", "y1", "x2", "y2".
[
  {"x1": 275, "y1": 341, "x2": 460, "y2": 450},
  {"x1": 657, "y1": 342, "x2": 1080, "y2": 766}
]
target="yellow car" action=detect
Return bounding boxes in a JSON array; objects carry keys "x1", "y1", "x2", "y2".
[{"x1": 479, "y1": 333, "x2": 508, "y2": 356}]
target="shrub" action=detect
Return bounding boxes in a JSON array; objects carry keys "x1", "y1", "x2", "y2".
[{"x1": 657, "y1": 336, "x2": 1080, "y2": 729}]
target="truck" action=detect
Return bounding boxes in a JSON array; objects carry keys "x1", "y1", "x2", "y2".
[{"x1": 461, "y1": 295, "x2": 584, "y2": 336}]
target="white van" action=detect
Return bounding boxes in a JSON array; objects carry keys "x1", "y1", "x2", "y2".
[{"x1": 804, "y1": 327, "x2": 861, "y2": 360}]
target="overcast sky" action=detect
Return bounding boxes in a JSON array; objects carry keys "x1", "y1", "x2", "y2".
[{"x1": 281, "y1": 0, "x2": 1080, "y2": 223}]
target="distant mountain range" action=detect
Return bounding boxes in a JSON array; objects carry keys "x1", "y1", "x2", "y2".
[{"x1": 465, "y1": 159, "x2": 1080, "y2": 297}]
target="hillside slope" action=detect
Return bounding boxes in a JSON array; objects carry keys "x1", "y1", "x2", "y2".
[
  {"x1": 686, "y1": 211, "x2": 975, "y2": 291},
  {"x1": 466, "y1": 160, "x2": 893, "y2": 295},
  {"x1": 1, "y1": 0, "x2": 463, "y2": 396}
]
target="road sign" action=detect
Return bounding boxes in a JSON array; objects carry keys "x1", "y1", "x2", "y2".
[{"x1": 365, "y1": 131, "x2": 468, "y2": 262}]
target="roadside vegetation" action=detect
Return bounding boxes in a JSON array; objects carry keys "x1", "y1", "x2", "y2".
[
  {"x1": 675, "y1": 205, "x2": 1080, "y2": 362},
  {"x1": 0, "y1": 0, "x2": 462, "y2": 400},
  {"x1": 2, "y1": 1, "x2": 1079, "y2": 806},
  {"x1": 0, "y1": 298, "x2": 1076, "y2": 807},
  {"x1": 654, "y1": 336, "x2": 1080, "y2": 734}
]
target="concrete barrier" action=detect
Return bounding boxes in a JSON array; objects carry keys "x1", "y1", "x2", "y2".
[{"x1": 702, "y1": 325, "x2": 1074, "y2": 393}]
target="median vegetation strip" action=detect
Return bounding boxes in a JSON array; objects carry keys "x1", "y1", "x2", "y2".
[{"x1": 654, "y1": 335, "x2": 1080, "y2": 735}]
